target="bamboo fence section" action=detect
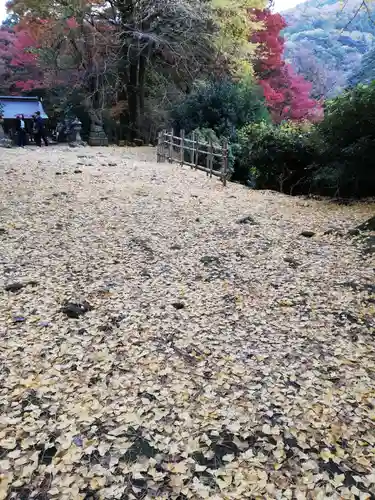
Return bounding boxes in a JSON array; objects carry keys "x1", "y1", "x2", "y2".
[{"x1": 156, "y1": 129, "x2": 229, "y2": 186}]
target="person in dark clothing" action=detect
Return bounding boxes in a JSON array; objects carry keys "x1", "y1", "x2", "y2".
[
  {"x1": 33, "y1": 111, "x2": 48, "y2": 147},
  {"x1": 16, "y1": 114, "x2": 27, "y2": 147}
]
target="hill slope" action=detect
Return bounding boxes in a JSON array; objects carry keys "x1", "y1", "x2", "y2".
[
  {"x1": 282, "y1": 0, "x2": 375, "y2": 95},
  {"x1": 348, "y1": 44, "x2": 375, "y2": 85}
]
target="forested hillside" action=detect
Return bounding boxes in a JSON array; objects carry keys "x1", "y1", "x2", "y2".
[
  {"x1": 348, "y1": 45, "x2": 375, "y2": 85},
  {"x1": 283, "y1": 0, "x2": 375, "y2": 96}
]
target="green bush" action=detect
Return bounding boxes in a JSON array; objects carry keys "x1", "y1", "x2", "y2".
[
  {"x1": 312, "y1": 82, "x2": 375, "y2": 197},
  {"x1": 170, "y1": 78, "x2": 269, "y2": 141},
  {"x1": 171, "y1": 79, "x2": 375, "y2": 198},
  {"x1": 236, "y1": 121, "x2": 320, "y2": 193},
  {"x1": 233, "y1": 82, "x2": 375, "y2": 198}
]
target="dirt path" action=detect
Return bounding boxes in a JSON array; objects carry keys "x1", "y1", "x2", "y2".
[{"x1": 0, "y1": 146, "x2": 374, "y2": 499}]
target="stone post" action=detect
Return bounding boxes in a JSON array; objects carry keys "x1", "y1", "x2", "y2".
[{"x1": 88, "y1": 123, "x2": 109, "y2": 146}]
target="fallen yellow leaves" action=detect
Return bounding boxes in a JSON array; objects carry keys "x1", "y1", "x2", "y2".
[{"x1": 1, "y1": 147, "x2": 374, "y2": 498}]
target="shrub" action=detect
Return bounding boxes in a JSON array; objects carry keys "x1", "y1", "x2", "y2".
[
  {"x1": 312, "y1": 83, "x2": 375, "y2": 197},
  {"x1": 236, "y1": 121, "x2": 320, "y2": 193},
  {"x1": 170, "y1": 78, "x2": 269, "y2": 140}
]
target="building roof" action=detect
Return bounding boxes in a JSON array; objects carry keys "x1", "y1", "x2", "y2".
[{"x1": 0, "y1": 96, "x2": 48, "y2": 119}]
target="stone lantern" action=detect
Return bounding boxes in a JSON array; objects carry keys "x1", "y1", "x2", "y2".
[{"x1": 69, "y1": 117, "x2": 86, "y2": 147}]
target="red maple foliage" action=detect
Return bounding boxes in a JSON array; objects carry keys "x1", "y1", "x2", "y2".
[
  {"x1": 252, "y1": 9, "x2": 286, "y2": 75},
  {"x1": 0, "y1": 27, "x2": 15, "y2": 88},
  {"x1": 0, "y1": 24, "x2": 44, "y2": 92},
  {"x1": 251, "y1": 9, "x2": 323, "y2": 123}
]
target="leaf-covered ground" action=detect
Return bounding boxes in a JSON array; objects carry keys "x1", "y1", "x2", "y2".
[{"x1": 0, "y1": 146, "x2": 374, "y2": 500}]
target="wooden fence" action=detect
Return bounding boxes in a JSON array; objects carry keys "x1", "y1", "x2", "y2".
[{"x1": 156, "y1": 129, "x2": 229, "y2": 186}]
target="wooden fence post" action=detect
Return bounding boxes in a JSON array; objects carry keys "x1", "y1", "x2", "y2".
[
  {"x1": 180, "y1": 129, "x2": 185, "y2": 166},
  {"x1": 168, "y1": 128, "x2": 174, "y2": 163},
  {"x1": 209, "y1": 140, "x2": 213, "y2": 178},
  {"x1": 205, "y1": 141, "x2": 209, "y2": 176},
  {"x1": 161, "y1": 129, "x2": 166, "y2": 162},
  {"x1": 156, "y1": 131, "x2": 161, "y2": 162},
  {"x1": 190, "y1": 131, "x2": 195, "y2": 169},
  {"x1": 222, "y1": 140, "x2": 228, "y2": 186},
  {"x1": 194, "y1": 134, "x2": 199, "y2": 170}
]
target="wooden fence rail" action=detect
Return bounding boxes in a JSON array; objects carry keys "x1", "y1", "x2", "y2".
[{"x1": 156, "y1": 129, "x2": 229, "y2": 186}]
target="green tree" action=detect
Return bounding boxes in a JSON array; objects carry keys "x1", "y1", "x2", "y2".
[
  {"x1": 171, "y1": 77, "x2": 269, "y2": 139},
  {"x1": 313, "y1": 82, "x2": 375, "y2": 196}
]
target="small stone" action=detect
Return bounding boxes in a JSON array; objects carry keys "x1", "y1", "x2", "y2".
[
  {"x1": 200, "y1": 255, "x2": 220, "y2": 265},
  {"x1": 172, "y1": 302, "x2": 185, "y2": 310},
  {"x1": 61, "y1": 301, "x2": 93, "y2": 319},
  {"x1": 301, "y1": 231, "x2": 315, "y2": 238},
  {"x1": 237, "y1": 215, "x2": 257, "y2": 225},
  {"x1": 4, "y1": 280, "x2": 37, "y2": 292},
  {"x1": 4, "y1": 282, "x2": 25, "y2": 292}
]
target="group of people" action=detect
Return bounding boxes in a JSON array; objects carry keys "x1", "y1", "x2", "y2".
[{"x1": 15, "y1": 112, "x2": 48, "y2": 147}]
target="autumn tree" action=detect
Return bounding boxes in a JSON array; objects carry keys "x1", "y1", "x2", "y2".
[
  {"x1": 0, "y1": 23, "x2": 44, "y2": 93},
  {"x1": 7, "y1": 0, "x2": 217, "y2": 140},
  {"x1": 7, "y1": 0, "x2": 273, "y2": 141},
  {"x1": 0, "y1": 27, "x2": 13, "y2": 92},
  {"x1": 251, "y1": 9, "x2": 323, "y2": 122},
  {"x1": 211, "y1": 0, "x2": 266, "y2": 78}
]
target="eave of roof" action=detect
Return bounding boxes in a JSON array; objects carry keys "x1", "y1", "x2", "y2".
[{"x1": 0, "y1": 96, "x2": 41, "y2": 101}]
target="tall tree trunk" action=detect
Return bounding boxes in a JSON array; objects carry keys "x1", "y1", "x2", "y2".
[
  {"x1": 138, "y1": 53, "x2": 147, "y2": 117},
  {"x1": 117, "y1": 0, "x2": 150, "y2": 143},
  {"x1": 127, "y1": 58, "x2": 139, "y2": 141}
]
